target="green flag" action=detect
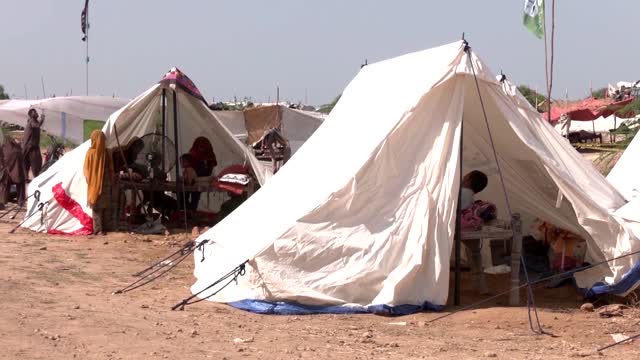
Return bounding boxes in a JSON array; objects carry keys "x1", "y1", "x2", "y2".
[{"x1": 523, "y1": 0, "x2": 545, "y2": 39}]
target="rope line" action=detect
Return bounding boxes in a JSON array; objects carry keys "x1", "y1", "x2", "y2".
[
  {"x1": 172, "y1": 260, "x2": 248, "y2": 311},
  {"x1": 428, "y1": 247, "x2": 640, "y2": 325},
  {"x1": 465, "y1": 42, "x2": 547, "y2": 334},
  {"x1": 112, "y1": 240, "x2": 204, "y2": 294}
]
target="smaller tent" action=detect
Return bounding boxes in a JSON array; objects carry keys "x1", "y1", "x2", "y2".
[
  {"x1": 0, "y1": 96, "x2": 129, "y2": 144},
  {"x1": 214, "y1": 105, "x2": 324, "y2": 180},
  {"x1": 22, "y1": 68, "x2": 263, "y2": 235}
]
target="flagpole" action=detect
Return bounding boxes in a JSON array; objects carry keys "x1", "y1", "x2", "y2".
[
  {"x1": 86, "y1": 6, "x2": 89, "y2": 96},
  {"x1": 544, "y1": 0, "x2": 556, "y2": 123}
]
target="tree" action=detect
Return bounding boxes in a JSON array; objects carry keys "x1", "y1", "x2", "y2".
[
  {"x1": 591, "y1": 87, "x2": 607, "y2": 99},
  {"x1": 318, "y1": 94, "x2": 341, "y2": 114},
  {"x1": 517, "y1": 85, "x2": 546, "y2": 112},
  {"x1": 0, "y1": 84, "x2": 9, "y2": 100}
]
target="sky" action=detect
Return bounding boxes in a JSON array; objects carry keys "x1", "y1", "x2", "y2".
[{"x1": 1, "y1": 1, "x2": 638, "y2": 106}]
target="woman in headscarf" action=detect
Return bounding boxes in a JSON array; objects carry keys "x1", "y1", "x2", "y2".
[
  {"x1": 189, "y1": 136, "x2": 217, "y2": 177},
  {"x1": 0, "y1": 134, "x2": 26, "y2": 207},
  {"x1": 84, "y1": 130, "x2": 115, "y2": 235}
]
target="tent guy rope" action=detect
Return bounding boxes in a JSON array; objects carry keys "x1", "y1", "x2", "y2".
[{"x1": 464, "y1": 40, "x2": 544, "y2": 335}]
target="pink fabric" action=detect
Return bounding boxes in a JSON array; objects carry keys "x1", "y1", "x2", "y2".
[
  {"x1": 542, "y1": 97, "x2": 634, "y2": 122},
  {"x1": 461, "y1": 201, "x2": 497, "y2": 231},
  {"x1": 48, "y1": 182, "x2": 93, "y2": 235}
]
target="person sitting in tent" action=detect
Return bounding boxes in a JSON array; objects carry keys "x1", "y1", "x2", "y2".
[
  {"x1": 189, "y1": 137, "x2": 217, "y2": 177},
  {"x1": 460, "y1": 170, "x2": 488, "y2": 210},
  {"x1": 84, "y1": 130, "x2": 115, "y2": 235},
  {"x1": 22, "y1": 108, "x2": 45, "y2": 179},
  {"x1": 112, "y1": 137, "x2": 146, "y2": 180},
  {"x1": 0, "y1": 134, "x2": 26, "y2": 208},
  {"x1": 182, "y1": 137, "x2": 217, "y2": 211}
]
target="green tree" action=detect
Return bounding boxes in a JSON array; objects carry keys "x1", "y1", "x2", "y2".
[
  {"x1": 591, "y1": 87, "x2": 607, "y2": 99},
  {"x1": 318, "y1": 94, "x2": 341, "y2": 114},
  {"x1": 517, "y1": 85, "x2": 546, "y2": 112},
  {"x1": 0, "y1": 84, "x2": 9, "y2": 100}
]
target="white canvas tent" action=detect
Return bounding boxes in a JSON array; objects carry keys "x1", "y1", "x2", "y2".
[
  {"x1": 0, "y1": 96, "x2": 129, "y2": 144},
  {"x1": 608, "y1": 133, "x2": 640, "y2": 201},
  {"x1": 214, "y1": 105, "x2": 324, "y2": 181},
  {"x1": 188, "y1": 41, "x2": 640, "y2": 315},
  {"x1": 22, "y1": 68, "x2": 264, "y2": 235}
]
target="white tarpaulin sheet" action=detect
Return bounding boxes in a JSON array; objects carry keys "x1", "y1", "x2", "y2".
[
  {"x1": 190, "y1": 41, "x2": 639, "y2": 313},
  {"x1": 0, "y1": 96, "x2": 129, "y2": 144}
]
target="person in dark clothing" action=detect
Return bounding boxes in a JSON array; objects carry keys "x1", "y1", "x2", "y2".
[
  {"x1": 22, "y1": 108, "x2": 45, "y2": 178},
  {"x1": 0, "y1": 135, "x2": 27, "y2": 207}
]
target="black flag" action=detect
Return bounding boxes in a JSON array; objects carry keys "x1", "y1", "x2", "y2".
[{"x1": 81, "y1": 0, "x2": 89, "y2": 41}]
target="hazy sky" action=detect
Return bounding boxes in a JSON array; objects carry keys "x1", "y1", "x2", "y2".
[{"x1": 1, "y1": 1, "x2": 638, "y2": 105}]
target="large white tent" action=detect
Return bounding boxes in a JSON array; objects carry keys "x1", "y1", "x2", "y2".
[
  {"x1": 22, "y1": 68, "x2": 263, "y2": 235},
  {"x1": 0, "y1": 96, "x2": 129, "y2": 144},
  {"x1": 189, "y1": 41, "x2": 639, "y2": 315}
]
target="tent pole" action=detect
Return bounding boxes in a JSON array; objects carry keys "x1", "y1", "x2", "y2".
[
  {"x1": 162, "y1": 89, "x2": 166, "y2": 174},
  {"x1": 172, "y1": 89, "x2": 187, "y2": 233},
  {"x1": 454, "y1": 118, "x2": 463, "y2": 306}
]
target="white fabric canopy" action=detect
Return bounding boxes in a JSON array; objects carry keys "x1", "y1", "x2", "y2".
[
  {"x1": 190, "y1": 41, "x2": 638, "y2": 312},
  {"x1": 0, "y1": 96, "x2": 129, "y2": 144},
  {"x1": 608, "y1": 133, "x2": 640, "y2": 201},
  {"x1": 214, "y1": 105, "x2": 324, "y2": 182},
  {"x1": 22, "y1": 72, "x2": 264, "y2": 235}
]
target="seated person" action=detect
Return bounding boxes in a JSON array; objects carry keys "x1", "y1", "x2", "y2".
[
  {"x1": 189, "y1": 137, "x2": 217, "y2": 177},
  {"x1": 178, "y1": 153, "x2": 200, "y2": 211},
  {"x1": 460, "y1": 170, "x2": 488, "y2": 210},
  {"x1": 112, "y1": 137, "x2": 146, "y2": 180}
]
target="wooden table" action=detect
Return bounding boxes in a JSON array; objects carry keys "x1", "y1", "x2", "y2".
[
  {"x1": 461, "y1": 214, "x2": 522, "y2": 305},
  {"x1": 116, "y1": 180, "x2": 223, "y2": 227}
]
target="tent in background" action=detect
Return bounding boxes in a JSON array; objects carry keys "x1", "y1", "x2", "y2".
[
  {"x1": 22, "y1": 68, "x2": 263, "y2": 235},
  {"x1": 0, "y1": 96, "x2": 129, "y2": 144},
  {"x1": 189, "y1": 41, "x2": 639, "y2": 315},
  {"x1": 214, "y1": 105, "x2": 324, "y2": 180},
  {"x1": 608, "y1": 133, "x2": 640, "y2": 201}
]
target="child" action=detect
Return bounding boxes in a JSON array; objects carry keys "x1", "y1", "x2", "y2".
[{"x1": 460, "y1": 170, "x2": 488, "y2": 210}]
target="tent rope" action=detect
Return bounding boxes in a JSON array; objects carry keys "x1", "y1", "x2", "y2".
[
  {"x1": 9, "y1": 201, "x2": 46, "y2": 234},
  {"x1": 171, "y1": 260, "x2": 248, "y2": 311},
  {"x1": 112, "y1": 240, "x2": 204, "y2": 294},
  {"x1": 428, "y1": 247, "x2": 640, "y2": 325},
  {"x1": 598, "y1": 331, "x2": 640, "y2": 352},
  {"x1": 464, "y1": 42, "x2": 544, "y2": 335}
]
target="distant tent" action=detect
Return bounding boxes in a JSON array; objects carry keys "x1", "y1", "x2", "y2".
[
  {"x1": 0, "y1": 96, "x2": 129, "y2": 144},
  {"x1": 214, "y1": 104, "x2": 324, "y2": 180},
  {"x1": 22, "y1": 67, "x2": 263, "y2": 235},
  {"x1": 189, "y1": 41, "x2": 638, "y2": 315},
  {"x1": 608, "y1": 133, "x2": 640, "y2": 201}
]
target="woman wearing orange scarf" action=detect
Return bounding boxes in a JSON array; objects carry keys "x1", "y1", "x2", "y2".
[{"x1": 84, "y1": 130, "x2": 114, "y2": 235}]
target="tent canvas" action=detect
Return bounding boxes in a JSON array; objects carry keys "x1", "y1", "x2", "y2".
[
  {"x1": 0, "y1": 96, "x2": 129, "y2": 144},
  {"x1": 189, "y1": 41, "x2": 640, "y2": 315},
  {"x1": 22, "y1": 68, "x2": 264, "y2": 235},
  {"x1": 608, "y1": 133, "x2": 640, "y2": 201},
  {"x1": 214, "y1": 105, "x2": 324, "y2": 181}
]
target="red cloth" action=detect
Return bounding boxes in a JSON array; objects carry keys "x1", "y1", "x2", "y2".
[
  {"x1": 49, "y1": 182, "x2": 93, "y2": 235},
  {"x1": 543, "y1": 97, "x2": 634, "y2": 122},
  {"x1": 212, "y1": 164, "x2": 250, "y2": 195}
]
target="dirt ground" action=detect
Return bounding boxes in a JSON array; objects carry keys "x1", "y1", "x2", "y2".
[{"x1": 1, "y1": 215, "x2": 639, "y2": 360}]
